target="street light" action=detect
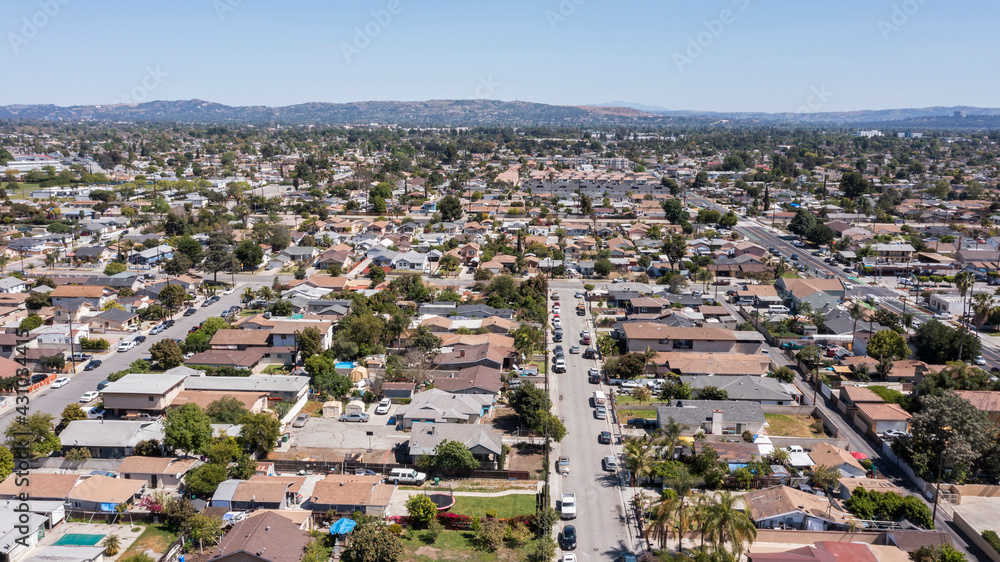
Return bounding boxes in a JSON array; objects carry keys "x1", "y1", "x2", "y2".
[{"x1": 932, "y1": 426, "x2": 952, "y2": 524}]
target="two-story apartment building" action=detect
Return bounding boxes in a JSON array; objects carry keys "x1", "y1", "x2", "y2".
[
  {"x1": 50, "y1": 285, "x2": 115, "y2": 309},
  {"x1": 101, "y1": 373, "x2": 187, "y2": 416},
  {"x1": 620, "y1": 323, "x2": 737, "y2": 354}
]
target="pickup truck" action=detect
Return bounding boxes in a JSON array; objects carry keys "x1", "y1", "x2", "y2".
[{"x1": 560, "y1": 493, "x2": 577, "y2": 519}]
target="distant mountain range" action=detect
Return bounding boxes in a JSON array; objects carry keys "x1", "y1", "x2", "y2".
[{"x1": 2, "y1": 99, "x2": 999, "y2": 128}]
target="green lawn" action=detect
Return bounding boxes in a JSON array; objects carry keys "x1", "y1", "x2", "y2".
[
  {"x1": 121, "y1": 524, "x2": 177, "y2": 558},
  {"x1": 400, "y1": 529, "x2": 537, "y2": 562},
  {"x1": 781, "y1": 272, "x2": 801, "y2": 279},
  {"x1": 0, "y1": 182, "x2": 41, "y2": 199},
  {"x1": 613, "y1": 394, "x2": 658, "y2": 406},
  {"x1": 449, "y1": 494, "x2": 535, "y2": 519}
]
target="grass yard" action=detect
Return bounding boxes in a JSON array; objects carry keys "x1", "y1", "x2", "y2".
[
  {"x1": 765, "y1": 414, "x2": 827, "y2": 437},
  {"x1": 613, "y1": 394, "x2": 658, "y2": 406},
  {"x1": 450, "y1": 494, "x2": 535, "y2": 519},
  {"x1": 299, "y1": 400, "x2": 326, "y2": 416},
  {"x1": 400, "y1": 479, "x2": 539, "y2": 493},
  {"x1": 401, "y1": 528, "x2": 537, "y2": 562},
  {"x1": 121, "y1": 523, "x2": 177, "y2": 558},
  {"x1": 781, "y1": 272, "x2": 801, "y2": 279},
  {"x1": 0, "y1": 182, "x2": 41, "y2": 199},
  {"x1": 261, "y1": 364, "x2": 291, "y2": 375}
]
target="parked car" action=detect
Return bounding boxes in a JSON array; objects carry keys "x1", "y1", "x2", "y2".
[
  {"x1": 80, "y1": 391, "x2": 100, "y2": 403},
  {"x1": 557, "y1": 456, "x2": 570, "y2": 475},
  {"x1": 627, "y1": 418, "x2": 655, "y2": 428},
  {"x1": 184, "y1": 308, "x2": 197, "y2": 316},
  {"x1": 933, "y1": 312, "x2": 953, "y2": 320},
  {"x1": 339, "y1": 412, "x2": 370, "y2": 423},
  {"x1": 595, "y1": 406, "x2": 607, "y2": 419},
  {"x1": 554, "y1": 358, "x2": 567, "y2": 373},
  {"x1": 292, "y1": 414, "x2": 309, "y2": 428},
  {"x1": 97, "y1": 380, "x2": 112, "y2": 390},
  {"x1": 70, "y1": 352, "x2": 91, "y2": 362},
  {"x1": 598, "y1": 431, "x2": 612, "y2": 444},
  {"x1": 150, "y1": 324, "x2": 166, "y2": 335},
  {"x1": 375, "y1": 398, "x2": 392, "y2": 415},
  {"x1": 86, "y1": 407, "x2": 106, "y2": 419},
  {"x1": 134, "y1": 335, "x2": 147, "y2": 344},
  {"x1": 84, "y1": 360, "x2": 102, "y2": 371},
  {"x1": 51, "y1": 377, "x2": 70, "y2": 388},
  {"x1": 975, "y1": 355, "x2": 987, "y2": 366},
  {"x1": 603, "y1": 455, "x2": 619, "y2": 471},
  {"x1": 883, "y1": 429, "x2": 909, "y2": 439},
  {"x1": 553, "y1": 345, "x2": 564, "y2": 357},
  {"x1": 223, "y1": 287, "x2": 235, "y2": 295},
  {"x1": 117, "y1": 340, "x2": 136, "y2": 352},
  {"x1": 569, "y1": 345, "x2": 581, "y2": 354},
  {"x1": 781, "y1": 342, "x2": 804, "y2": 350},
  {"x1": 387, "y1": 468, "x2": 427, "y2": 485}
]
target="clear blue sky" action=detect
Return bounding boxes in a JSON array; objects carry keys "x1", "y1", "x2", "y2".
[{"x1": 2, "y1": 0, "x2": 996, "y2": 112}]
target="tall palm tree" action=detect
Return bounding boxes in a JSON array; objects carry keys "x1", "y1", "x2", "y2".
[
  {"x1": 848, "y1": 301, "x2": 866, "y2": 341},
  {"x1": 704, "y1": 491, "x2": 757, "y2": 560},
  {"x1": 622, "y1": 436, "x2": 654, "y2": 487},
  {"x1": 971, "y1": 292, "x2": 994, "y2": 335},
  {"x1": 955, "y1": 270, "x2": 975, "y2": 359},
  {"x1": 242, "y1": 286, "x2": 255, "y2": 304},
  {"x1": 649, "y1": 498, "x2": 674, "y2": 550},
  {"x1": 665, "y1": 467, "x2": 701, "y2": 553}
]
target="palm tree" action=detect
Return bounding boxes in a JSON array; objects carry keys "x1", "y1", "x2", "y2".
[
  {"x1": 971, "y1": 292, "x2": 994, "y2": 334},
  {"x1": 242, "y1": 286, "x2": 255, "y2": 304},
  {"x1": 0, "y1": 254, "x2": 7, "y2": 275},
  {"x1": 103, "y1": 534, "x2": 121, "y2": 557},
  {"x1": 649, "y1": 498, "x2": 675, "y2": 550},
  {"x1": 622, "y1": 436, "x2": 654, "y2": 487},
  {"x1": 695, "y1": 269, "x2": 714, "y2": 292},
  {"x1": 664, "y1": 467, "x2": 701, "y2": 553},
  {"x1": 848, "y1": 301, "x2": 866, "y2": 340},
  {"x1": 955, "y1": 270, "x2": 975, "y2": 359},
  {"x1": 704, "y1": 491, "x2": 757, "y2": 559}
]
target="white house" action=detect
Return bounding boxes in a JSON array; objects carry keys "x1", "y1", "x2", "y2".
[
  {"x1": 392, "y1": 251, "x2": 429, "y2": 272},
  {"x1": 0, "y1": 277, "x2": 27, "y2": 294}
]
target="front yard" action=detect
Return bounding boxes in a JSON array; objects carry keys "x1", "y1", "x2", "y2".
[
  {"x1": 450, "y1": 495, "x2": 535, "y2": 520},
  {"x1": 401, "y1": 529, "x2": 538, "y2": 562}
]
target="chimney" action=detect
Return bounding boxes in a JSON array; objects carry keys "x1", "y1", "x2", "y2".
[
  {"x1": 711, "y1": 409, "x2": 724, "y2": 435},
  {"x1": 459, "y1": 349, "x2": 466, "y2": 358}
]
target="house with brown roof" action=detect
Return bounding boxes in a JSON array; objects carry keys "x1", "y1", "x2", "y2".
[
  {"x1": 775, "y1": 277, "x2": 846, "y2": 310},
  {"x1": 748, "y1": 541, "x2": 879, "y2": 562},
  {"x1": 956, "y1": 390, "x2": 1000, "y2": 424},
  {"x1": 309, "y1": 474, "x2": 394, "y2": 516},
  {"x1": 0, "y1": 473, "x2": 80, "y2": 502},
  {"x1": 50, "y1": 285, "x2": 115, "y2": 308},
  {"x1": 433, "y1": 342, "x2": 515, "y2": 371},
  {"x1": 185, "y1": 349, "x2": 266, "y2": 370},
  {"x1": 433, "y1": 365, "x2": 502, "y2": 397},
  {"x1": 855, "y1": 402, "x2": 911, "y2": 435},
  {"x1": 67, "y1": 474, "x2": 145, "y2": 511},
  {"x1": 620, "y1": 323, "x2": 738, "y2": 354},
  {"x1": 210, "y1": 329, "x2": 272, "y2": 350},
  {"x1": 210, "y1": 510, "x2": 312, "y2": 562},
  {"x1": 118, "y1": 456, "x2": 200, "y2": 489},
  {"x1": 837, "y1": 385, "x2": 885, "y2": 415},
  {"x1": 743, "y1": 485, "x2": 853, "y2": 531},
  {"x1": 808, "y1": 443, "x2": 866, "y2": 478},
  {"x1": 170, "y1": 390, "x2": 268, "y2": 413}
]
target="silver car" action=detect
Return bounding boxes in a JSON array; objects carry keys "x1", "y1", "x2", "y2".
[{"x1": 339, "y1": 412, "x2": 370, "y2": 423}]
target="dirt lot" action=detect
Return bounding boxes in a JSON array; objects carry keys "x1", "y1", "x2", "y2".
[
  {"x1": 764, "y1": 414, "x2": 828, "y2": 437},
  {"x1": 506, "y1": 443, "x2": 544, "y2": 476}
]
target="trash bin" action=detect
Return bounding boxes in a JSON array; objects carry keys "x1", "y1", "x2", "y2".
[
  {"x1": 282, "y1": 433, "x2": 290, "y2": 443},
  {"x1": 433, "y1": 477, "x2": 440, "y2": 486}
]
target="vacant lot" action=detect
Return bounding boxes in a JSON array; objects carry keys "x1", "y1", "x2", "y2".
[
  {"x1": 505, "y1": 443, "x2": 544, "y2": 477},
  {"x1": 451, "y1": 494, "x2": 535, "y2": 519},
  {"x1": 402, "y1": 529, "x2": 536, "y2": 562},
  {"x1": 765, "y1": 414, "x2": 827, "y2": 437}
]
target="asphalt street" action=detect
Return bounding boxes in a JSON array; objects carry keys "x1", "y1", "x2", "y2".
[{"x1": 549, "y1": 285, "x2": 639, "y2": 560}]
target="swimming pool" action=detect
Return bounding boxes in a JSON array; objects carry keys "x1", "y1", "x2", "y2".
[
  {"x1": 335, "y1": 362, "x2": 357, "y2": 370},
  {"x1": 54, "y1": 533, "x2": 105, "y2": 546}
]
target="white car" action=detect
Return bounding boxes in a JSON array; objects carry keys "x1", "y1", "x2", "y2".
[
  {"x1": 375, "y1": 398, "x2": 392, "y2": 415},
  {"x1": 86, "y1": 407, "x2": 106, "y2": 419},
  {"x1": 51, "y1": 377, "x2": 70, "y2": 389},
  {"x1": 79, "y1": 391, "x2": 100, "y2": 403},
  {"x1": 184, "y1": 352, "x2": 195, "y2": 359},
  {"x1": 223, "y1": 287, "x2": 235, "y2": 295},
  {"x1": 118, "y1": 340, "x2": 136, "y2": 352},
  {"x1": 933, "y1": 312, "x2": 953, "y2": 320},
  {"x1": 562, "y1": 554, "x2": 578, "y2": 562},
  {"x1": 975, "y1": 355, "x2": 987, "y2": 366}
]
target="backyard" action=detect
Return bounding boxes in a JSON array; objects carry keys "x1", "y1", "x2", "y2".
[
  {"x1": 121, "y1": 523, "x2": 177, "y2": 558},
  {"x1": 449, "y1": 494, "x2": 535, "y2": 520},
  {"x1": 764, "y1": 414, "x2": 828, "y2": 437}
]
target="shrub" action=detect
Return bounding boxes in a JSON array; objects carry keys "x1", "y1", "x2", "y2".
[
  {"x1": 387, "y1": 523, "x2": 404, "y2": 536},
  {"x1": 984, "y1": 530, "x2": 1000, "y2": 554},
  {"x1": 78, "y1": 337, "x2": 111, "y2": 350},
  {"x1": 405, "y1": 494, "x2": 437, "y2": 526},
  {"x1": 485, "y1": 508, "x2": 498, "y2": 519}
]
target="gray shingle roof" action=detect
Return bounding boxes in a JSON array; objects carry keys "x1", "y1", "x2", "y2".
[{"x1": 656, "y1": 399, "x2": 765, "y2": 425}]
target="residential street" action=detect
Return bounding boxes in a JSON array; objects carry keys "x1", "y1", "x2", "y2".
[
  {"x1": 549, "y1": 285, "x2": 640, "y2": 559},
  {"x1": 2, "y1": 284, "x2": 254, "y2": 433}
]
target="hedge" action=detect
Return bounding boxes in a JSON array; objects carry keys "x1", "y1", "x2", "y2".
[{"x1": 983, "y1": 530, "x2": 1000, "y2": 554}]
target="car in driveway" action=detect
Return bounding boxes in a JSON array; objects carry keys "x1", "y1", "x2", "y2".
[
  {"x1": 560, "y1": 526, "x2": 577, "y2": 550},
  {"x1": 595, "y1": 405, "x2": 607, "y2": 419},
  {"x1": 339, "y1": 412, "x2": 370, "y2": 423},
  {"x1": 84, "y1": 360, "x2": 102, "y2": 371},
  {"x1": 598, "y1": 431, "x2": 612, "y2": 444},
  {"x1": 375, "y1": 398, "x2": 392, "y2": 414},
  {"x1": 86, "y1": 407, "x2": 106, "y2": 419},
  {"x1": 292, "y1": 414, "x2": 309, "y2": 428},
  {"x1": 627, "y1": 418, "x2": 655, "y2": 429},
  {"x1": 883, "y1": 429, "x2": 909, "y2": 439},
  {"x1": 51, "y1": 377, "x2": 70, "y2": 388},
  {"x1": 80, "y1": 391, "x2": 100, "y2": 403}
]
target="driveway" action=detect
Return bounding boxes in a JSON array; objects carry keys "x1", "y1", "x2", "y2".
[{"x1": 286, "y1": 415, "x2": 407, "y2": 451}]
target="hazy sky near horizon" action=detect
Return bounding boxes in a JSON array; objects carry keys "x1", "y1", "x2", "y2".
[{"x1": 2, "y1": 0, "x2": 996, "y2": 112}]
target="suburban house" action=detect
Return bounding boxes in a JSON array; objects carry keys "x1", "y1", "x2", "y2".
[
  {"x1": 807, "y1": 443, "x2": 867, "y2": 478},
  {"x1": 747, "y1": 541, "x2": 880, "y2": 562},
  {"x1": 679, "y1": 375, "x2": 795, "y2": 405},
  {"x1": 836, "y1": 385, "x2": 885, "y2": 415},
  {"x1": 0, "y1": 278, "x2": 27, "y2": 294},
  {"x1": 775, "y1": 278, "x2": 846, "y2": 310},
  {"x1": 407, "y1": 423, "x2": 504, "y2": 469},
  {"x1": 50, "y1": 285, "x2": 115, "y2": 309},
  {"x1": 59, "y1": 420, "x2": 165, "y2": 458},
  {"x1": 0, "y1": 505, "x2": 48, "y2": 561},
  {"x1": 308, "y1": 475, "x2": 394, "y2": 517},
  {"x1": 433, "y1": 365, "x2": 503, "y2": 397},
  {"x1": 0, "y1": 473, "x2": 81, "y2": 502},
  {"x1": 89, "y1": 308, "x2": 140, "y2": 332},
  {"x1": 101, "y1": 373, "x2": 187, "y2": 417},
  {"x1": 655, "y1": 400, "x2": 766, "y2": 436},
  {"x1": 66, "y1": 475, "x2": 145, "y2": 512},
  {"x1": 210, "y1": 510, "x2": 312, "y2": 562},
  {"x1": 956, "y1": 390, "x2": 1000, "y2": 424},
  {"x1": 620, "y1": 323, "x2": 738, "y2": 354},
  {"x1": 394, "y1": 389, "x2": 494, "y2": 429},
  {"x1": 855, "y1": 402, "x2": 912, "y2": 435},
  {"x1": 117, "y1": 456, "x2": 200, "y2": 489},
  {"x1": 743, "y1": 485, "x2": 852, "y2": 531}
]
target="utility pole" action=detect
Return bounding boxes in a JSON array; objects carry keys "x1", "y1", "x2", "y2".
[{"x1": 932, "y1": 427, "x2": 951, "y2": 524}]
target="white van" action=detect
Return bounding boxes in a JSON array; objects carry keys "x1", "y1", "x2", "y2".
[
  {"x1": 593, "y1": 391, "x2": 607, "y2": 406},
  {"x1": 388, "y1": 468, "x2": 427, "y2": 485},
  {"x1": 768, "y1": 305, "x2": 790, "y2": 314}
]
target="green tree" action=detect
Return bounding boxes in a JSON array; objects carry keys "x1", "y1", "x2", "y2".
[
  {"x1": 788, "y1": 208, "x2": 817, "y2": 236},
  {"x1": 184, "y1": 462, "x2": 228, "y2": 497},
  {"x1": 5, "y1": 412, "x2": 60, "y2": 457},
  {"x1": 104, "y1": 262, "x2": 127, "y2": 276},
  {"x1": 769, "y1": 366, "x2": 796, "y2": 383},
  {"x1": 269, "y1": 299, "x2": 293, "y2": 316},
  {"x1": 66, "y1": 447, "x2": 92, "y2": 462},
  {"x1": 175, "y1": 235, "x2": 204, "y2": 264},
  {"x1": 238, "y1": 412, "x2": 282, "y2": 456},
  {"x1": 163, "y1": 403, "x2": 213, "y2": 456},
  {"x1": 867, "y1": 329, "x2": 909, "y2": 363},
  {"x1": 805, "y1": 223, "x2": 836, "y2": 246},
  {"x1": 809, "y1": 464, "x2": 841, "y2": 490},
  {"x1": 19, "y1": 314, "x2": 43, "y2": 332},
  {"x1": 704, "y1": 491, "x2": 757, "y2": 559},
  {"x1": 297, "y1": 327, "x2": 324, "y2": 359},
  {"x1": 205, "y1": 396, "x2": 248, "y2": 424},
  {"x1": 150, "y1": 338, "x2": 184, "y2": 369},
  {"x1": 912, "y1": 320, "x2": 980, "y2": 363},
  {"x1": 433, "y1": 440, "x2": 480, "y2": 473},
  {"x1": 58, "y1": 403, "x2": 87, "y2": 431},
  {"x1": 695, "y1": 386, "x2": 728, "y2": 400},
  {"x1": 911, "y1": 544, "x2": 967, "y2": 562},
  {"x1": 158, "y1": 284, "x2": 187, "y2": 312},
  {"x1": 405, "y1": 494, "x2": 438, "y2": 526},
  {"x1": 438, "y1": 194, "x2": 464, "y2": 222},
  {"x1": 0, "y1": 445, "x2": 12, "y2": 482},
  {"x1": 718, "y1": 210, "x2": 738, "y2": 228},
  {"x1": 594, "y1": 258, "x2": 613, "y2": 278},
  {"x1": 234, "y1": 240, "x2": 264, "y2": 270},
  {"x1": 344, "y1": 517, "x2": 404, "y2": 562},
  {"x1": 368, "y1": 266, "x2": 386, "y2": 286},
  {"x1": 512, "y1": 323, "x2": 543, "y2": 360},
  {"x1": 163, "y1": 254, "x2": 193, "y2": 277}
]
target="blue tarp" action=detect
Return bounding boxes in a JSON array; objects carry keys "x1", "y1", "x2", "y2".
[{"x1": 330, "y1": 518, "x2": 357, "y2": 535}]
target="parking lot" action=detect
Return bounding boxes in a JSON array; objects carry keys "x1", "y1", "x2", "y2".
[{"x1": 286, "y1": 403, "x2": 407, "y2": 451}]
